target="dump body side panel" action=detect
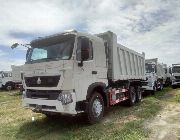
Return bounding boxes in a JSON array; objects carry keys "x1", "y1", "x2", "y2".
[{"x1": 97, "y1": 31, "x2": 145, "y2": 81}]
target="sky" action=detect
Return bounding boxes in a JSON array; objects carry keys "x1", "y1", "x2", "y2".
[{"x1": 0, "y1": 0, "x2": 180, "y2": 70}]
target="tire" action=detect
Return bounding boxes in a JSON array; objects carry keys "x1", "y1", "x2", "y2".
[
  {"x1": 5, "y1": 83, "x2": 13, "y2": 91},
  {"x1": 86, "y1": 92, "x2": 104, "y2": 124},
  {"x1": 160, "y1": 83, "x2": 163, "y2": 90},
  {"x1": 136, "y1": 86, "x2": 142, "y2": 102},
  {"x1": 157, "y1": 81, "x2": 163, "y2": 91},
  {"x1": 151, "y1": 83, "x2": 157, "y2": 95},
  {"x1": 126, "y1": 86, "x2": 136, "y2": 106}
]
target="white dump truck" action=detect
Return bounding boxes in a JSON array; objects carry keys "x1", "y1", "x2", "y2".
[
  {"x1": 0, "y1": 65, "x2": 23, "y2": 90},
  {"x1": 142, "y1": 58, "x2": 165, "y2": 94},
  {"x1": 171, "y1": 64, "x2": 180, "y2": 88},
  {"x1": 12, "y1": 30, "x2": 145, "y2": 123},
  {"x1": 0, "y1": 71, "x2": 13, "y2": 90}
]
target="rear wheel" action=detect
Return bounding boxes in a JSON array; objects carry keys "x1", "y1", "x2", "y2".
[
  {"x1": 5, "y1": 83, "x2": 14, "y2": 91},
  {"x1": 127, "y1": 86, "x2": 136, "y2": 106},
  {"x1": 86, "y1": 92, "x2": 104, "y2": 124},
  {"x1": 136, "y1": 86, "x2": 142, "y2": 102},
  {"x1": 151, "y1": 83, "x2": 157, "y2": 95}
]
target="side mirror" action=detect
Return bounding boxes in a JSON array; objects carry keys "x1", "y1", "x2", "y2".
[{"x1": 11, "y1": 43, "x2": 19, "y2": 49}]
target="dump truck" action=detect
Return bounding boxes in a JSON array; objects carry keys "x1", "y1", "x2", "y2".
[
  {"x1": 12, "y1": 30, "x2": 145, "y2": 123},
  {"x1": 0, "y1": 65, "x2": 23, "y2": 90},
  {"x1": 171, "y1": 64, "x2": 180, "y2": 88},
  {"x1": 142, "y1": 58, "x2": 165, "y2": 94}
]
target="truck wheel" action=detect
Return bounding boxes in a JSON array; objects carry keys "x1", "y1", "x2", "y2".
[
  {"x1": 5, "y1": 83, "x2": 13, "y2": 91},
  {"x1": 86, "y1": 92, "x2": 104, "y2": 124},
  {"x1": 151, "y1": 83, "x2": 157, "y2": 95},
  {"x1": 136, "y1": 86, "x2": 142, "y2": 103},
  {"x1": 127, "y1": 86, "x2": 136, "y2": 106}
]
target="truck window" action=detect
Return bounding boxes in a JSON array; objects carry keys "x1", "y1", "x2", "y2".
[
  {"x1": 31, "y1": 48, "x2": 47, "y2": 61},
  {"x1": 77, "y1": 37, "x2": 93, "y2": 61}
]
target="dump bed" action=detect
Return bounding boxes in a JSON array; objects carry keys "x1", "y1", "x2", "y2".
[
  {"x1": 11, "y1": 65, "x2": 23, "y2": 83},
  {"x1": 97, "y1": 31, "x2": 145, "y2": 81}
]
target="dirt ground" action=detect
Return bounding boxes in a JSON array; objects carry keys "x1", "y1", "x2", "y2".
[{"x1": 147, "y1": 90, "x2": 180, "y2": 140}]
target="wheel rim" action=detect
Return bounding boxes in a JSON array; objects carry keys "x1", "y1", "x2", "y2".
[{"x1": 92, "y1": 99, "x2": 102, "y2": 117}]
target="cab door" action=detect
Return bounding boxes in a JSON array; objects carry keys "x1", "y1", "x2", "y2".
[{"x1": 74, "y1": 37, "x2": 95, "y2": 101}]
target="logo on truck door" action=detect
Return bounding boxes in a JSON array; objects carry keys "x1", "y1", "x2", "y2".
[{"x1": 37, "y1": 77, "x2": 41, "y2": 85}]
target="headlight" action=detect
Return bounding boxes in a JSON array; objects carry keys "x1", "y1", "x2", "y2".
[{"x1": 58, "y1": 91, "x2": 73, "y2": 105}]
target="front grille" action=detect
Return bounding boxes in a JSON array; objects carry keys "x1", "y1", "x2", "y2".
[
  {"x1": 26, "y1": 90, "x2": 60, "y2": 100},
  {"x1": 25, "y1": 75, "x2": 60, "y2": 87},
  {"x1": 175, "y1": 76, "x2": 180, "y2": 79}
]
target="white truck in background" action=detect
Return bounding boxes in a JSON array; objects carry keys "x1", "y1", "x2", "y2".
[
  {"x1": 171, "y1": 64, "x2": 180, "y2": 88},
  {"x1": 0, "y1": 71, "x2": 13, "y2": 90},
  {"x1": 12, "y1": 30, "x2": 145, "y2": 123},
  {"x1": 162, "y1": 64, "x2": 172, "y2": 86},
  {"x1": 0, "y1": 65, "x2": 23, "y2": 90},
  {"x1": 142, "y1": 58, "x2": 165, "y2": 94}
]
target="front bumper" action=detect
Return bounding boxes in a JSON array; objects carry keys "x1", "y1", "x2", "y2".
[{"x1": 22, "y1": 91, "x2": 77, "y2": 115}]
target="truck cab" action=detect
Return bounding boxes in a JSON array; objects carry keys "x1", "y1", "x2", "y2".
[
  {"x1": 142, "y1": 58, "x2": 165, "y2": 94},
  {"x1": 171, "y1": 64, "x2": 180, "y2": 88}
]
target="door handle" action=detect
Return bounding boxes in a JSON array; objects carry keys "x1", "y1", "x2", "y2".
[{"x1": 92, "y1": 71, "x2": 97, "y2": 74}]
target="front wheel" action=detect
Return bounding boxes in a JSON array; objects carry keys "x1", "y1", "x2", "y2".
[{"x1": 86, "y1": 92, "x2": 104, "y2": 124}]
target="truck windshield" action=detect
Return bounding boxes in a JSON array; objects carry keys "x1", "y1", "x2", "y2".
[
  {"x1": 27, "y1": 36, "x2": 75, "y2": 63},
  {"x1": 145, "y1": 64, "x2": 156, "y2": 73},
  {"x1": 172, "y1": 67, "x2": 180, "y2": 73}
]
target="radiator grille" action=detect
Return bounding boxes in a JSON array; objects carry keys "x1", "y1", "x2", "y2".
[{"x1": 25, "y1": 75, "x2": 60, "y2": 87}]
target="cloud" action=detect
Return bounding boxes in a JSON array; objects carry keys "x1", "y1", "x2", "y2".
[{"x1": 0, "y1": 0, "x2": 180, "y2": 70}]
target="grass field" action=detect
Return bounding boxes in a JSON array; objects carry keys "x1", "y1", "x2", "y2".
[{"x1": 0, "y1": 87, "x2": 179, "y2": 140}]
